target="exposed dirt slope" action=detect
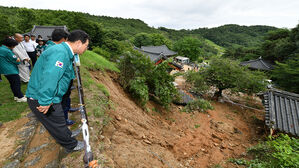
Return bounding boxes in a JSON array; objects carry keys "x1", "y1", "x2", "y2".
[{"x1": 94, "y1": 72, "x2": 265, "y2": 168}]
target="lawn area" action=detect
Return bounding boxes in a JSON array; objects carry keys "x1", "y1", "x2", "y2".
[{"x1": 0, "y1": 76, "x2": 30, "y2": 122}]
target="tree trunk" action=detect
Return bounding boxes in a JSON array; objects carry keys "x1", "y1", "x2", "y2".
[{"x1": 214, "y1": 88, "x2": 223, "y2": 99}]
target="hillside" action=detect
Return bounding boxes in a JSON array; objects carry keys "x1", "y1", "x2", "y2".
[
  {"x1": 191, "y1": 24, "x2": 277, "y2": 47},
  {"x1": 0, "y1": 50, "x2": 265, "y2": 168},
  {"x1": 1, "y1": 6, "x2": 276, "y2": 49}
]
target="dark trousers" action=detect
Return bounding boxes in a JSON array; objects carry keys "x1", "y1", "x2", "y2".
[
  {"x1": 5, "y1": 74, "x2": 24, "y2": 98},
  {"x1": 27, "y1": 51, "x2": 37, "y2": 67},
  {"x1": 27, "y1": 98, "x2": 77, "y2": 150},
  {"x1": 61, "y1": 80, "x2": 73, "y2": 120}
]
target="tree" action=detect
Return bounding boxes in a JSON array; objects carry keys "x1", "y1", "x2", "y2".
[
  {"x1": 150, "y1": 33, "x2": 172, "y2": 48},
  {"x1": 133, "y1": 33, "x2": 152, "y2": 47},
  {"x1": 186, "y1": 57, "x2": 267, "y2": 98},
  {"x1": 272, "y1": 54, "x2": 299, "y2": 93},
  {"x1": 17, "y1": 8, "x2": 36, "y2": 32},
  {"x1": 174, "y1": 37, "x2": 204, "y2": 61},
  {"x1": 0, "y1": 14, "x2": 16, "y2": 41},
  {"x1": 261, "y1": 29, "x2": 296, "y2": 62},
  {"x1": 119, "y1": 50, "x2": 177, "y2": 108}
]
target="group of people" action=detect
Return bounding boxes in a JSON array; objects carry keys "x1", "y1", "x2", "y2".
[{"x1": 0, "y1": 29, "x2": 90, "y2": 153}]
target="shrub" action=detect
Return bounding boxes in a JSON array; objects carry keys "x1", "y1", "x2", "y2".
[
  {"x1": 129, "y1": 77, "x2": 149, "y2": 106},
  {"x1": 182, "y1": 99, "x2": 214, "y2": 113},
  {"x1": 92, "y1": 47, "x2": 111, "y2": 60},
  {"x1": 230, "y1": 134, "x2": 299, "y2": 168}
]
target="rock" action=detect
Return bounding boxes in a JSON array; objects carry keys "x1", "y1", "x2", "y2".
[
  {"x1": 212, "y1": 133, "x2": 223, "y2": 141},
  {"x1": 29, "y1": 143, "x2": 49, "y2": 154},
  {"x1": 10, "y1": 145, "x2": 26, "y2": 160},
  {"x1": 3, "y1": 160, "x2": 20, "y2": 168},
  {"x1": 39, "y1": 125, "x2": 46, "y2": 134},
  {"x1": 214, "y1": 143, "x2": 219, "y2": 147},
  {"x1": 115, "y1": 116, "x2": 122, "y2": 121},
  {"x1": 99, "y1": 135, "x2": 105, "y2": 140},
  {"x1": 144, "y1": 139, "x2": 152, "y2": 145},
  {"x1": 45, "y1": 159, "x2": 59, "y2": 168},
  {"x1": 24, "y1": 155, "x2": 41, "y2": 167},
  {"x1": 17, "y1": 126, "x2": 35, "y2": 138},
  {"x1": 221, "y1": 143, "x2": 227, "y2": 149},
  {"x1": 233, "y1": 127, "x2": 242, "y2": 134}
]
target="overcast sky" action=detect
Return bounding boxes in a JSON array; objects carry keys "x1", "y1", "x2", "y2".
[{"x1": 1, "y1": 0, "x2": 298, "y2": 30}]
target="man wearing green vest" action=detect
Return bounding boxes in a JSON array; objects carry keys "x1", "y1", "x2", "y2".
[{"x1": 26, "y1": 30, "x2": 89, "y2": 152}]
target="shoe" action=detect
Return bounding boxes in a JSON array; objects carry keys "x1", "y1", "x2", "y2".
[
  {"x1": 65, "y1": 141, "x2": 84, "y2": 153},
  {"x1": 69, "y1": 107, "x2": 80, "y2": 112},
  {"x1": 66, "y1": 119, "x2": 75, "y2": 126},
  {"x1": 70, "y1": 85, "x2": 76, "y2": 90},
  {"x1": 16, "y1": 97, "x2": 27, "y2": 102},
  {"x1": 71, "y1": 128, "x2": 81, "y2": 138},
  {"x1": 15, "y1": 95, "x2": 26, "y2": 101}
]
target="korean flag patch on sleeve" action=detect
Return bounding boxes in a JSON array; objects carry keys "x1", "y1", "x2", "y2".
[
  {"x1": 55, "y1": 61, "x2": 64, "y2": 68},
  {"x1": 13, "y1": 55, "x2": 17, "y2": 58}
]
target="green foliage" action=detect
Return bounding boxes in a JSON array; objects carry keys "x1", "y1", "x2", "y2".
[
  {"x1": 96, "y1": 83, "x2": 110, "y2": 97},
  {"x1": 92, "y1": 47, "x2": 111, "y2": 60},
  {"x1": 119, "y1": 50, "x2": 177, "y2": 108},
  {"x1": 182, "y1": 99, "x2": 214, "y2": 113},
  {"x1": 261, "y1": 29, "x2": 296, "y2": 62},
  {"x1": 133, "y1": 33, "x2": 152, "y2": 47},
  {"x1": 272, "y1": 55, "x2": 299, "y2": 93},
  {"x1": 132, "y1": 32, "x2": 172, "y2": 48},
  {"x1": 174, "y1": 37, "x2": 204, "y2": 61},
  {"x1": 129, "y1": 77, "x2": 149, "y2": 106},
  {"x1": 150, "y1": 33, "x2": 172, "y2": 48},
  {"x1": 223, "y1": 46, "x2": 261, "y2": 61},
  {"x1": 231, "y1": 134, "x2": 299, "y2": 168},
  {"x1": 185, "y1": 71, "x2": 209, "y2": 95},
  {"x1": 186, "y1": 57, "x2": 267, "y2": 98},
  {"x1": 17, "y1": 8, "x2": 37, "y2": 32},
  {"x1": 191, "y1": 24, "x2": 277, "y2": 47},
  {"x1": 0, "y1": 14, "x2": 16, "y2": 41},
  {"x1": 80, "y1": 50, "x2": 119, "y2": 72}
]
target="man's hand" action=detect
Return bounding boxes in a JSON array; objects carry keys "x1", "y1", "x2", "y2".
[
  {"x1": 37, "y1": 104, "x2": 52, "y2": 114},
  {"x1": 16, "y1": 58, "x2": 20, "y2": 62}
]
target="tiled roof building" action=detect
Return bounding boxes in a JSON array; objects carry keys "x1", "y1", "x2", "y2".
[
  {"x1": 264, "y1": 89, "x2": 299, "y2": 136},
  {"x1": 134, "y1": 45, "x2": 177, "y2": 64},
  {"x1": 240, "y1": 57, "x2": 274, "y2": 71},
  {"x1": 29, "y1": 25, "x2": 68, "y2": 40}
]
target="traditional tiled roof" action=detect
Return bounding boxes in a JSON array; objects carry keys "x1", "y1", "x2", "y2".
[
  {"x1": 173, "y1": 90, "x2": 194, "y2": 105},
  {"x1": 134, "y1": 46, "x2": 162, "y2": 63},
  {"x1": 140, "y1": 45, "x2": 177, "y2": 56},
  {"x1": 264, "y1": 89, "x2": 299, "y2": 136},
  {"x1": 29, "y1": 25, "x2": 68, "y2": 40},
  {"x1": 240, "y1": 57, "x2": 274, "y2": 71}
]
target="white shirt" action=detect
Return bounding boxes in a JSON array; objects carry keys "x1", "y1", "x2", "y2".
[
  {"x1": 30, "y1": 39, "x2": 38, "y2": 48},
  {"x1": 65, "y1": 42, "x2": 74, "y2": 56},
  {"x1": 22, "y1": 41, "x2": 35, "y2": 52}
]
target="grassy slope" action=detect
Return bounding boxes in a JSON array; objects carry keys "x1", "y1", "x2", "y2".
[
  {"x1": 0, "y1": 51, "x2": 118, "y2": 122},
  {"x1": 0, "y1": 77, "x2": 29, "y2": 122}
]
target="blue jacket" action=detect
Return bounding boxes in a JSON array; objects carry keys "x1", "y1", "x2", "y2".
[
  {"x1": 26, "y1": 42, "x2": 75, "y2": 106},
  {"x1": 0, "y1": 45, "x2": 20, "y2": 75}
]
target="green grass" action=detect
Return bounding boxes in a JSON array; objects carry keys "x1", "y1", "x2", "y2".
[
  {"x1": 0, "y1": 76, "x2": 29, "y2": 122},
  {"x1": 80, "y1": 50, "x2": 119, "y2": 72},
  {"x1": 205, "y1": 39, "x2": 225, "y2": 56}
]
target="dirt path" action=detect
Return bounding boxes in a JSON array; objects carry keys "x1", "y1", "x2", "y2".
[{"x1": 95, "y1": 72, "x2": 265, "y2": 168}]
